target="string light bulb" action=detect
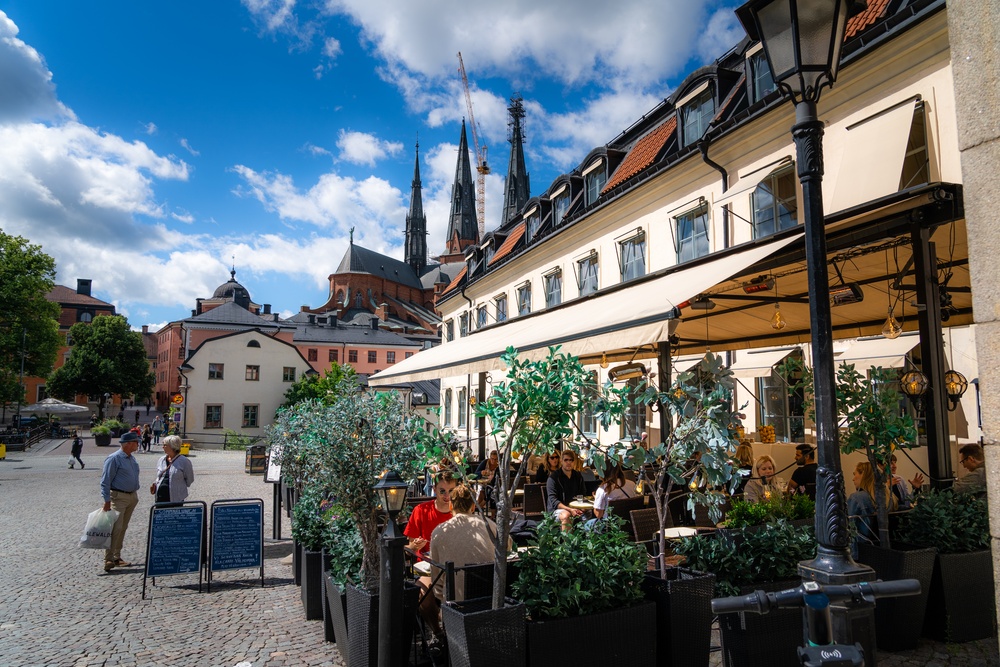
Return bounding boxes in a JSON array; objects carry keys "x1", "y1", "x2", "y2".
[
  {"x1": 600, "y1": 352, "x2": 608, "y2": 369},
  {"x1": 882, "y1": 307, "x2": 902, "y2": 339},
  {"x1": 770, "y1": 303, "x2": 786, "y2": 330}
]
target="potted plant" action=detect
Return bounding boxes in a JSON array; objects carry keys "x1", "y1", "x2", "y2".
[
  {"x1": 674, "y1": 519, "x2": 815, "y2": 667},
  {"x1": 513, "y1": 513, "x2": 655, "y2": 664},
  {"x1": 322, "y1": 503, "x2": 362, "y2": 649},
  {"x1": 896, "y1": 489, "x2": 996, "y2": 643},
  {"x1": 291, "y1": 487, "x2": 328, "y2": 620},
  {"x1": 91, "y1": 423, "x2": 112, "y2": 447},
  {"x1": 101, "y1": 418, "x2": 128, "y2": 438}
]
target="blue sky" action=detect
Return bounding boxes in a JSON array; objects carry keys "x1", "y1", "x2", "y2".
[{"x1": 0, "y1": 0, "x2": 744, "y2": 330}]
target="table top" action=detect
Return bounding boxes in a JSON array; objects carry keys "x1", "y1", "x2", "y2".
[
  {"x1": 569, "y1": 499, "x2": 594, "y2": 510},
  {"x1": 660, "y1": 526, "x2": 698, "y2": 539}
]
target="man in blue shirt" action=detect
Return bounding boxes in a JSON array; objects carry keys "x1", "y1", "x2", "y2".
[{"x1": 100, "y1": 431, "x2": 141, "y2": 573}]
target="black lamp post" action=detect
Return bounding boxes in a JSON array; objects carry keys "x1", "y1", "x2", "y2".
[
  {"x1": 737, "y1": 0, "x2": 875, "y2": 646},
  {"x1": 373, "y1": 469, "x2": 409, "y2": 667}
]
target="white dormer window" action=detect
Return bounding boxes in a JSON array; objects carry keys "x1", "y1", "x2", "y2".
[
  {"x1": 748, "y1": 47, "x2": 776, "y2": 103},
  {"x1": 525, "y1": 208, "x2": 540, "y2": 241},
  {"x1": 584, "y1": 160, "x2": 607, "y2": 205},
  {"x1": 679, "y1": 83, "x2": 715, "y2": 148}
]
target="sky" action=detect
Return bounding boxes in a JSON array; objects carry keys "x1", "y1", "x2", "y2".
[{"x1": 0, "y1": 0, "x2": 745, "y2": 331}]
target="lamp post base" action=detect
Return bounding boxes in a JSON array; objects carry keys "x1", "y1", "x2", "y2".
[{"x1": 799, "y1": 554, "x2": 876, "y2": 661}]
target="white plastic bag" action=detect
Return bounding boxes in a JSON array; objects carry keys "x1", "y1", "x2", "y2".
[{"x1": 79, "y1": 508, "x2": 119, "y2": 549}]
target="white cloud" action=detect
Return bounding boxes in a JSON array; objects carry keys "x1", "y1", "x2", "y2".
[
  {"x1": 335, "y1": 130, "x2": 402, "y2": 167},
  {"x1": 323, "y1": 36, "x2": 342, "y2": 59},
  {"x1": 180, "y1": 137, "x2": 200, "y2": 156},
  {"x1": 171, "y1": 210, "x2": 195, "y2": 224},
  {"x1": 303, "y1": 142, "x2": 331, "y2": 157},
  {"x1": 0, "y1": 11, "x2": 74, "y2": 122},
  {"x1": 241, "y1": 0, "x2": 317, "y2": 49},
  {"x1": 143, "y1": 122, "x2": 157, "y2": 135}
]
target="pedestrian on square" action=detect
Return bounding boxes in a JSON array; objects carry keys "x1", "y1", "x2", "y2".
[
  {"x1": 141, "y1": 424, "x2": 152, "y2": 453},
  {"x1": 150, "y1": 435, "x2": 194, "y2": 503},
  {"x1": 134, "y1": 409, "x2": 140, "y2": 424},
  {"x1": 151, "y1": 415, "x2": 164, "y2": 446},
  {"x1": 69, "y1": 430, "x2": 85, "y2": 469},
  {"x1": 99, "y1": 431, "x2": 141, "y2": 573}
]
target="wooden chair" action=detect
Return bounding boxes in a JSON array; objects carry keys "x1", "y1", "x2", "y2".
[
  {"x1": 694, "y1": 497, "x2": 732, "y2": 528},
  {"x1": 522, "y1": 483, "x2": 546, "y2": 520},
  {"x1": 630, "y1": 507, "x2": 666, "y2": 543}
]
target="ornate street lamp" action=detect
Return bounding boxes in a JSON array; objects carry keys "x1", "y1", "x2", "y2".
[
  {"x1": 899, "y1": 369, "x2": 930, "y2": 410},
  {"x1": 373, "y1": 469, "x2": 409, "y2": 667},
  {"x1": 737, "y1": 0, "x2": 872, "y2": 647},
  {"x1": 943, "y1": 370, "x2": 968, "y2": 411}
]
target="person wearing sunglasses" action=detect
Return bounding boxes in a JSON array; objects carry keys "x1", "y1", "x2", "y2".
[
  {"x1": 533, "y1": 451, "x2": 562, "y2": 484},
  {"x1": 546, "y1": 450, "x2": 588, "y2": 529}
]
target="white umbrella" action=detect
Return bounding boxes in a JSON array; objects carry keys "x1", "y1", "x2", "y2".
[{"x1": 21, "y1": 398, "x2": 90, "y2": 415}]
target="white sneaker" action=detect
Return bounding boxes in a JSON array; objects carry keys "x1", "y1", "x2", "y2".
[{"x1": 69, "y1": 464, "x2": 74, "y2": 469}]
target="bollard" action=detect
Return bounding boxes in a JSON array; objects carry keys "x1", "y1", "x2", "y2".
[{"x1": 0, "y1": 442, "x2": 5, "y2": 460}]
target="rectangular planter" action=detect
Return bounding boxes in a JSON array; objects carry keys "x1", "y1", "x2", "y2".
[
  {"x1": 322, "y1": 570, "x2": 339, "y2": 643},
  {"x1": 718, "y1": 580, "x2": 803, "y2": 667},
  {"x1": 923, "y1": 549, "x2": 997, "y2": 643},
  {"x1": 346, "y1": 583, "x2": 418, "y2": 667},
  {"x1": 329, "y1": 579, "x2": 351, "y2": 665},
  {"x1": 857, "y1": 542, "x2": 935, "y2": 651},
  {"x1": 643, "y1": 568, "x2": 715, "y2": 667},
  {"x1": 441, "y1": 597, "x2": 526, "y2": 667},
  {"x1": 526, "y1": 600, "x2": 656, "y2": 666},
  {"x1": 300, "y1": 548, "x2": 324, "y2": 620},
  {"x1": 292, "y1": 540, "x2": 301, "y2": 586}
]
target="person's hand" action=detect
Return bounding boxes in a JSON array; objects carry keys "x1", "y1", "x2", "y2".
[
  {"x1": 910, "y1": 473, "x2": 925, "y2": 489},
  {"x1": 571, "y1": 508, "x2": 583, "y2": 517},
  {"x1": 103, "y1": 501, "x2": 112, "y2": 512},
  {"x1": 409, "y1": 537, "x2": 428, "y2": 551},
  {"x1": 150, "y1": 483, "x2": 156, "y2": 495}
]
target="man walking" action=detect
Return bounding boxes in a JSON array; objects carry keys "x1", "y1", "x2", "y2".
[
  {"x1": 99, "y1": 431, "x2": 141, "y2": 573},
  {"x1": 151, "y1": 415, "x2": 164, "y2": 446}
]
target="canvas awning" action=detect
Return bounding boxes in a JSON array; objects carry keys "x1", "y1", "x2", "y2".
[
  {"x1": 835, "y1": 333, "x2": 920, "y2": 370},
  {"x1": 715, "y1": 156, "x2": 793, "y2": 207},
  {"x1": 728, "y1": 346, "x2": 803, "y2": 379},
  {"x1": 370, "y1": 233, "x2": 803, "y2": 385},
  {"x1": 672, "y1": 354, "x2": 706, "y2": 375}
]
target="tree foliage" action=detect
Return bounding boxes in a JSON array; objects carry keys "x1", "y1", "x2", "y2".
[
  {"x1": 0, "y1": 231, "x2": 61, "y2": 406},
  {"x1": 46, "y1": 315, "x2": 154, "y2": 419},
  {"x1": 279, "y1": 362, "x2": 359, "y2": 409}
]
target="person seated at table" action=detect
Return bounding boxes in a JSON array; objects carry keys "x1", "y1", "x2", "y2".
[
  {"x1": 733, "y1": 442, "x2": 754, "y2": 493},
  {"x1": 889, "y1": 453, "x2": 924, "y2": 509},
  {"x1": 848, "y1": 462, "x2": 896, "y2": 552},
  {"x1": 429, "y1": 483, "x2": 509, "y2": 605},
  {"x1": 424, "y1": 456, "x2": 454, "y2": 496},
  {"x1": 405, "y1": 472, "x2": 456, "y2": 558},
  {"x1": 744, "y1": 455, "x2": 787, "y2": 503},
  {"x1": 953, "y1": 443, "x2": 987, "y2": 496},
  {"x1": 533, "y1": 451, "x2": 561, "y2": 484},
  {"x1": 591, "y1": 463, "x2": 637, "y2": 521},
  {"x1": 787, "y1": 444, "x2": 818, "y2": 499},
  {"x1": 475, "y1": 449, "x2": 501, "y2": 507},
  {"x1": 546, "y1": 450, "x2": 588, "y2": 529}
]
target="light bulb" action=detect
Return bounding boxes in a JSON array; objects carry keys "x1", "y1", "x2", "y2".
[
  {"x1": 634, "y1": 480, "x2": 644, "y2": 495},
  {"x1": 770, "y1": 303, "x2": 786, "y2": 330},
  {"x1": 600, "y1": 352, "x2": 608, "y2": 369},
  {"x1": 882, "y1": 308, "x2": 902, "y2": 339}
]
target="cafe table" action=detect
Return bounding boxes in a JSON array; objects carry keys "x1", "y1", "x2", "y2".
[{"x1": 569, "y1": 498, "x2": 594, "y2": 510}]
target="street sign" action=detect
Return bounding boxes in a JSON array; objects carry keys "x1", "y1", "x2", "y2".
[{"x1": 171, "y1": 393, "x2": 184, "y2": 405}]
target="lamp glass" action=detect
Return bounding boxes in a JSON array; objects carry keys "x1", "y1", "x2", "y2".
[
  {"x1": 771, "y1": 303, "x2": 787, "y2": 330},
  {"x1": 944, "y1": 370, "x2": 968, "y2": 401},
  {"x1": 373, "y1": 470, "x2": 409, "y2": 515},
  {"x1": 899, "y1": 370, "x2": 929, "y2": 398},
  {"x1": 881, "y1": 308, "x2": 902, "y2": 339}
]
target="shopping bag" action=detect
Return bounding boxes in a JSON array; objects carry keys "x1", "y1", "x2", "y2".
[{"x1": 79, "y1": 508, "x2": 119, "y2": 549}]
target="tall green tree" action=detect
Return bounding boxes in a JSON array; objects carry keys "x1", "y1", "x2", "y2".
[
  {"x1": 279, "y1": 363, "x2": 359, "y2": 409},
  {"x1": 47, "y1": 315, "x2": 154, "y2": 419},
  {"x1": 0, "y1": 231, "x2": 61, "y2": 410}
]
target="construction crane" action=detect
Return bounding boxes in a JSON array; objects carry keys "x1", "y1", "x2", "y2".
[{"x1": 457, "y1": 52, "x2": 490, "y2": 239}]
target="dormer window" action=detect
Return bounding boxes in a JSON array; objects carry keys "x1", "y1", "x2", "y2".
[
  {"x1": 525, "y1": 208, "x2": 540, "y2": 241},
  {"x1": 752, "y1": 165, "x2": 797, "y2": 238},
  {"x1": 583, "y1": 159, "x2": 607, "y2": 206},
  {"x1": 551, "y1": 185, "x2": 569, "y2": 226},
  {"x1": 675, "y1": 203, "x2": 710, "y2": 263},
  {"x1": 679, "y1": 83, "x2": 715, "y2": 148},
  {"x1": 748, "y1": 47, "x2": 776, "y2": 103},
  {"x1": 544, "y1": 269, "x2": 562, "y2": 308}
]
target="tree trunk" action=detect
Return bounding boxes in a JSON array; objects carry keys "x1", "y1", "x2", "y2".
[{"x1": 871, "y1": 457, "x2": 892, "y2": 550}]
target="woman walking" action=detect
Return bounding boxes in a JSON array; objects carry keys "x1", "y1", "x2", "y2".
[{"x1": 69, "y1": 430, "x2": 85, "y2": 469}]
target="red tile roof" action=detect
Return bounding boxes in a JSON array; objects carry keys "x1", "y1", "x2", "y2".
[
  {"x1": 442, "y1": 265, "x2": 467, "y2": 294},
  {"x1": 602, "y1": 116, "x2": 677, "y2": 194},
  {"x1": 47, "y1": 284, "x2": 115, "y2": 308},
  {"x1": 846, "y1": 0, "x2": 890, "y2": 38},
  {"x1": 489, "y1": 222, "x2": 526, "y2": 266}
]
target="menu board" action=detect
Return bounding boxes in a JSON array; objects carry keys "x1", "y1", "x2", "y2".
[
  {"x1": 146, "y1": 505, "x2": 204, "y2": 577},
  {"x1": 264, "y1": 444, "x2": 282, "y2": 483},
  {"x1": 210, "y1": 502, "x2": 263, "y2": 572}
]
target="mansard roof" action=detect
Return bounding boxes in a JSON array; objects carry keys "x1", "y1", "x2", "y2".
[
  {"x1": 334, "y1": 242, "x2": 424, "y2": 291},
  {"x1": 184, "y1": 300, "x2": 289, "y2": 328}
]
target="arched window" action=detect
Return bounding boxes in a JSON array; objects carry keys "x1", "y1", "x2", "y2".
[{"x1": 246, "y1": 339, "x2": 261, "y2": 348}]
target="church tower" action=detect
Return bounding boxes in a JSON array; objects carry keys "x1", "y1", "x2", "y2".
[
  {"x1": 404, "y1": 143, "x2": 427, "y2": 275},
  {"x1": 500, "y1": 95, "x2": 530, "y2": 226},
  {"x1": 443, "y1": 120, "x2": 479, "y2": 257}
]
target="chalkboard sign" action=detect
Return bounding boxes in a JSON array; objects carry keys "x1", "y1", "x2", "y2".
[
  {"x1": 146, "y1": 504, "x2": 204, "y2": 577},
  {"x1": 210, "y1": 502, "x2": 263, "y2": 572}
]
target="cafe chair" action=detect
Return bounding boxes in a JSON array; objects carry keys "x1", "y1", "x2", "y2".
[
  {"x1": 522, "y1": 483, "x2": 546, "y2": 521},
  {"x1": 630, "y1": 507, "x2": 667, "y2": 543}
]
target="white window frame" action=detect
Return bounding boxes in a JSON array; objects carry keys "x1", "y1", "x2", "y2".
[
  {"x1": 674, "y1": 203, "x2": 711, "y2": 263},
  {"x1": 577, "y1": 253, "x2": 599, "y2": 297},
  {"x1": 516, "y1": 282, "x2": 532, "y2": 316},
  {"x1": 495, "y1": 294, "x2": 508, "y2": 323},
  {"x1": 619, "y1": 232, "x2": 646, "y2": 282},
  {"x1": 544, "y1": 269, "x2": 562, "y2": 308}
]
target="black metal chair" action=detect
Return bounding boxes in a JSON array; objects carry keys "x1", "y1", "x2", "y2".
[
  {"x1": 630, "y1": 507, "x2": 664, "y2": 543},
  {"x1": 607, "y1": 495, "x2": 647, "y2": 537}
]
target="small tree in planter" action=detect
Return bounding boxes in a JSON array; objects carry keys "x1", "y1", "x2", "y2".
[{"x1": 292, "y1": 487, "x2": 330, "y2": 620}]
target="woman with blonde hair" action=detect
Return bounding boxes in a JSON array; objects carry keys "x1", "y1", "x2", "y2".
[
  {"x1": 847, "y1": 461, "x2": 896, "y2": 548},
  {"x1": 743, "y1": 455, "x2": 787, "y2": 502}
]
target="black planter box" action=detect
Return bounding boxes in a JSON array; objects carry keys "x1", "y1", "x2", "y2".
[
  {"x1": 94, "y1": 433, "x2": 112, "y2": 447},
  {"x1": 719, "y1": 580, "x2": 803, "y2": 667},
  {"x1": 300, "y1": 548, "x2": 324, "y2": 620},
  {"x1": 526, "y1": 600, "x2": 656, "y2": 666},
  {"x1": 923, "y1": 549, "x2": 997, "y2": 643},
  {"x1": 292, "y1": 540, "x2": 301, "y2": 586},
  {"x1": 329, "y1": 579, "x2": 351, "y2": 665},
  {"x1": 323, "y1": 572, "x2": 346, "y2": 646},
  {"x1": 857, "y1": 542, "x2": 936, "y2": 651},
  {"x1": 441, "y1": 597, "x2": 526, "y2": 667},
  {"x1": 346, "y1": 583, "x2": 419, "y2": 667},
  {"x1": 643, "y1": 568, "x2": 715, "y2": 667}
]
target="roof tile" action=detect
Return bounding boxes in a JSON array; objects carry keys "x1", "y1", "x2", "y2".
[
  {"x1": 489, "y1": 222, "x2": 526, "y2": 266},
  {"x1": 846, "y1": 0, "x2": 890, "y2": 38},
  {"x1": 602, "y1": 116, "x2": 677, "y2": 194},
  {"x1": 442, "y1": 265, "x2": 467, "y2": 294}
]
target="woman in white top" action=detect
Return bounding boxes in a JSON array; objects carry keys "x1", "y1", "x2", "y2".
[
  {"x1": 592, "y1": 463, "x2": 637, "y2": 519},
  {"x1": 743, "y1": 455, "x2": 786, "y2": 503}
]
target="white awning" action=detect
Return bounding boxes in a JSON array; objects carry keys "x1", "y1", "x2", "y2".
[
  {"x1": 836, "y1": 333, "x2": 920, "y2": 370},
  {"x1": 728, "y1": 346, "x2": 802, "y2": 379},
  {"x1": 827, "y1": 99, "x2": 917, "y2": 214},
  {"x1": 673, "y1": 354, "x2": 706, "y2": 375},
  {"x1": 715, "y1": 156, "x2": 793, "y2": 207},
  {"x1": 370, "y1": 233, "x2": 803, "y2": 385}
]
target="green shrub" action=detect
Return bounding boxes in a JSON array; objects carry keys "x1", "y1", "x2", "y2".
[
  {"x1": 91, "y1": 423, "x2": 111, "y2": 436},
  {"x1": 291, "y1": 488, "x2": 329, "y2": 552},
  {"x1": 725, "y1": 494, "x2": 814, "y2": 530},
  {"x1": 322, "y1": 501, "x2": 363, "y2": 587},
  {"x1": 513, "y1": 513, "x2": 646, "y2": 620},
  {"x1": 896, "y1": 489, "x2": 990, "y2": 554}
]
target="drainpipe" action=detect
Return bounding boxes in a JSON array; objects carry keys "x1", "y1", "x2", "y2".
[
  {"x1": 460, "y1": 284, "x2": 484, "y2": 457},
  {"x1": 699, "y1": 134, "x2": 734, "y2": 381}
]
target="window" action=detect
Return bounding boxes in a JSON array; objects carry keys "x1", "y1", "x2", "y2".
[
  {"x1": 758, "y1": 367, "x2": 805, "y2": 441},
  {"x1": 329, "y1": 349, "x2": 338, "y2": 363},
  {"x1": 368, "y1": 350, "x2": 377, "y2": 364},
  {"x1": 749, "y1": 50, "x2": 776, "y2": 102},
  {"x1": 245, "y1": 365, "x2": 260, "y2": 381},
  {"x1": 355, "y1": 292, "x2": 363, "y2": 308},
  {"x1": 477, "y1": 305, "x2": 488, "y2": 329},
  {"x1": 457, "y1": 388, "x2": 467, "y2": 428},
  {"x1": 752, "y1": 166, "x2": 798, "y2": 238},
  {"x1": 675, "y1": 204, "x2": 710, "y2": 263},
  {"x1": 348, "y1": 349, "x2": 358, "y2": 363},
  {"x1": 79, "y1": 312, "x2": 93, "y2": 323},
  {"x1": 205, "y1": 405, "x2": 222, "y2": 429},
  {"x1": 387, "y1": 351, "x2": 396, "y2": 364},
  {"x1": 578, "y1": 255, "x2": 599, "y2": 296},
  {"x1": 495, "y1": 294, "x2": 508, "y2": 323},
  {"x1": 516, "y1": 283, "x2": 532, "y2": 316},
  {"x1": 621, "y1": 378, "x2": 646, "y2": 440},
  {"x1": 620, "y1": 234, "x2": 646, "y2": 281},
  {"x1": 544, "y1": 270, "x2": 562, "y2": 308},
  {"x1": 900, "y1": 106, "x2": 929, "y2": 190},
  {"x1": 208, "y1": 363, "x2": 224, "y2": 380},
  {"x1": 307, "y1": 349, "x2": 317, "y2": 362},
  {"x1": 405, "y1": 352, "x2": 413, "y2": 359},
  {"x1": 553, "y1": 194, "x2": 569, "y2": 226},
  {"x1": 526, "y1": 211, "x2": 540, "y2": 240},
  {"x1": 680, "y1": 86, "x2": 715, "y2": 147},
  {"x1": 282, "y1": 367, "x2": 296, "y2": 382},
  {"x1": 585, "y1": 164, "x2": 607, "y2": 205},
  {"x1": 445, "y1": 320, "x2": 454, "y2": 342},
  {"x1": 444, "y1": 389, "x2": 453, "y2": 426},
  {"x1": 247, "y1": 339, "x2": 261, "y2": 348},
  {"x1": 242, "y1": 404, "x2": 259, "y2": 428},
  {"x1": 578, "y1": 371, "x2": 599, "y2": 436},
  {"x1": 459, "y1": 313, "x2": 469, "y2": 337}
]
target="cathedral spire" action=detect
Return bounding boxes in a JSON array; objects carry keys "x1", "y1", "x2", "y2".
[
  {"x1": 404, "y1": 143, "x2": 428, "y2": 275},
  {"x1": 445, "y1": 120, "x2": 479, "y2": 254},
  {"x1": 501, "y1": 95, "x2": 530, "y2": 226}
]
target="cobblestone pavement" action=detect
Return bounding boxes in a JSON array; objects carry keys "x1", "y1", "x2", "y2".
[{"x1": 3, "y1": 436, "x2": 998, "y2": 666}]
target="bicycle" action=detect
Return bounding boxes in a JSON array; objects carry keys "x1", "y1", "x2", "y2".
[{"x1": 711, "y1": 578, "x2": 921, "y2": 666}]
